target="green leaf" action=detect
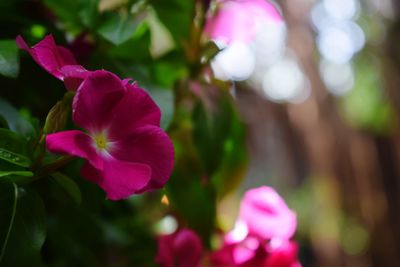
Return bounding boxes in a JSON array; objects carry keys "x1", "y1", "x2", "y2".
[
  {"x1": 0, "y1": 186, "x2": 46, "y2": 267},
  {"x1": 211, "y1": 114, "x2": 248, "y2": 198},
  {"x1": 192, "y1": 87, "x2": 236, "y2": 175},
  {"x1": 79, "y1": 0, "x2": 100, "y2": 29},
  {"x1": 152, "y1": 59, "x2": 187, "y2": 88},
  {"x1": 0, "y1": 182, "x2": 18, "y2": 263},
  {"x1": 147, "y1": 86, "x2": 174, "y2": 130},
  {"x1": 167, "y1": 173, "x2": 216, "y2": 247},
  {"x1": 0, "y1": 128, "x2": 30, "y2": 167},
  {"x1": 0, "y1": 98, "x2": 35, "y2": 138},
  {"x1": 149, "y1": 0, "x2": 193, "y2": 42},
  {"x1": 108, "y1": 25, "x2": 152, "y2": 61},
  {"x1": 51, "y1": 172, "x2": 82, "y2": 205},
  {"x1": 0, "y1": 40, "x2": 19, "y2": 78},
  {"x1": 0, "y1": 170, "x2": 33, "y2": 183},
  {"x1": 0, "y1": 148, "x2": 31, "y2": 167},
  {"x1": 98, "y1": 13, "x2": 141, "y2": 45},
  {"x1": 43, "y1": 0, "x2": 82, "y2": 31},
  {"x1": 0, "y1": 114, "x2": 9, "y2": 129},
  {"x1": 201, "y1": 41, "x2": 221, "y2": 64},
  {"x1": 0, "y1": 171, "x2": 33, "y2": 178}
]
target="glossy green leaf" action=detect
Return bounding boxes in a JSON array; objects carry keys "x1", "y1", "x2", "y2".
[
  {"x1": 98, "y1": 14, "x2": 141, "y2": 45},
  {"x1": 0, "y1": 148, "x2": 30, "y2": 167},
  {"x1": 51, "y1": 172, "x2": 82, "y2": 205},
  {"x1": 0, "y1": 128, "x2": 30, "y2": 167},
  {"x1": 0, "y1": 40, "x2": 19, "y2": 78},
  {"x1": 0, "y1": 186, "x2": 46, "y2": 267},
  {"x1": 0, "y1": 182, "x2": 18, "y2": 263},
  {"x1": 0, "y1": 171, "x2": 33, "y2": 178},
  {"x1": 0, "y1": 98, "x2": 35, "y2": 138}
]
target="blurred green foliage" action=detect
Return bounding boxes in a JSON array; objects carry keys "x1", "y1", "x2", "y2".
[{"x1": 0, "y1": 0, "x2": 248, "y2": 266}]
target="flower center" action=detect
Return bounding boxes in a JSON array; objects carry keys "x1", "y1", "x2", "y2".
[{"x1": 93, "y1": 133, "x2": 108, "y2": 150}]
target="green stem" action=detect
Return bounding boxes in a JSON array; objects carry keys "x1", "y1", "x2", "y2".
[
  {"x1": 31, "y1": 156, "x2": 74, "y2": 182},
  {"x1": 31, "y1": 135, "x2": 47, "y2": 172}
]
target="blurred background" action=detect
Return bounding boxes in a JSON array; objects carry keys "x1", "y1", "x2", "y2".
[
  {"x1": 228, "y1": 0, "x2": 400, "y2": 266},
  {"x1": 1, "y1": 0, "x2": 400, "y2": 266}
]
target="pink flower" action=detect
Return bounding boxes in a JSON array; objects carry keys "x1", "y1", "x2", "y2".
[
  {"x1": 16, "y1": 35, "x2": 77, "y2": 81},
  {"x1": 239, "y1": 186, "x2": 297, "y2": 240},
  {"x1": 156, "y1": 228, "x2": 203, "y2": 267},
  {"x1": 210, "y1": 237, "x2": 301, "y2": 267},
  {"x1": 204, "y1": 0, "x2": 282, "y2": 44},
  {"x1": 210, "y1": 235, "x2": 264, "y2": 267},
  {"x1": 210, "y1": 186, "x2": 300, "y2": 267},
  {"x1": 265, "y1": 240, "x2": 301, "y2": 267},
  {"x1": 46, "y1": 70, "x2": 174, "y2": 200},
  {"x1": 60, "y1": 65, "x2": 91, "y2": 91}
]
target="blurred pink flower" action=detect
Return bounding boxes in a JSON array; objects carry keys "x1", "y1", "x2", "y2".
[
  {"x1": 16, "y1": 35, "x2": 77, "y2": 81},
  {"x1": 156, "y1": 228, "x2": 203, "y2": 267},
  {"x1": 204, "y1": 0, "x2": 282, "y2": 44},
  {"x1": 239, "y1": 186, "x2": 297, "y2": 240},
  {"x1": 46, "y1": 70, "x2": 174, "y2": 200},
  {"x1": 210, "y1": 238, "x2": 300, "y2": 267},
  {"x1": 210, "y1": 186, "x2": 300, "y2": 267},
  {"x1": 265, "y1": 240, "x2": 301, "y2": 267}
]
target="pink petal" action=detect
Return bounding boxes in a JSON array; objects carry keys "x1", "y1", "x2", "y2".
[
  {"x1": 209, "y1": 243, "x2": 236, "y2": 266},
  {"x1": 99, "y1": 159, "x2": 151, "y2": 200},
  {"x1": 205, "y1": 2, "x2": 256, "y2": 44},
  {"x1": 57, "y1": 46, "x2": 77, "y2": 65},
  {"x1": 156, "y1": 234, "x2": 175, "y2": 267},
  {"x1": 239, "y1": 186, "x2": 297, "y2": 240},
  {"x1": 204, "y1": 0, "x2": 282, "y2": 44},
  {"x1": 16, "y1": 35, "x2": 77, "y2": 80},
  {"x1": 80, "y1": 162, "x2": 102, "y2": 184},
  {"x1": 72, "y1": 70, "x2": 126, "y2": 131},
  {"x1": 111, "y1": 125, "x2": 174, "y2": 192},
  {"x1": 242, "y1": 0, "x2": 282, "y2": 22},
  {"x1": 46, "y1": 130, "x2": 102, "y2": 169},
  {"x1": 173, "y1": 229, "x2": 203, "y2": 267},
  {"x1": 264, "y1": 241, "x2": 301, "y2": 267},
  {"x1": 232, "y1": 244, "x2": 257, "y2": 265},
  {"x1": 156, "y1": 229, "x2": 203, "y2": 267},
  {"x1": 60, "y1": 65, "x2": 91, "y2": 91},
  {"x1": 107, "y1": 81, "x2": 161, "y2": 140}
]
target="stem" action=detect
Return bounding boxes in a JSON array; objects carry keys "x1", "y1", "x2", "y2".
[
  {"x1": 31, "y1": 156, "x2": 74, "y2": 182},
  {"x1": 31, "y1": 128, "x2": 43, "y2": 150},
  {"x1": 31, "y1": 135, "x2": 47, "y2": 172}
]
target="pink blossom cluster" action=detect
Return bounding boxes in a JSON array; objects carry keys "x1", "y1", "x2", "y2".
[
  {"x1": 204, "y1": 0, "x2": 282, "y2": 44},
  {"x1": 17, "y1": 35, "x2": 174, "y2": 200},
  {"x1": 155, "y1": 186, "x2": 300, "y2": 267},
  {"x1": 156, "y1": 228, "x2": 204, "y2": 267},
  {"x1": 210, "y1": 186, "x2": 300, "y2": 267}
]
